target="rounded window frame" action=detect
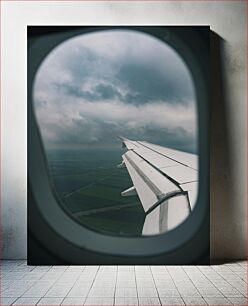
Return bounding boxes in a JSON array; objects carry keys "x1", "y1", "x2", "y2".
[{"x1": 28, "y1": 26, "x2": 209, "y2": 263}]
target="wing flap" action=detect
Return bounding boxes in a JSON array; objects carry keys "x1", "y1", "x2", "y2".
[
  {"x1": 123, "y1": 150, "x2": 180, "y2": 212},
  {"x1": 142, "y1": 194, "x2": 190, "y2": 235},
  {"x1": 120, "y1": 138, "x2": 198, "y2": 235}
]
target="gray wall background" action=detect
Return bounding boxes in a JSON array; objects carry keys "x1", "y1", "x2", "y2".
[{"x1": 2, "y1": 1, "x2": 246, "y2": 260}]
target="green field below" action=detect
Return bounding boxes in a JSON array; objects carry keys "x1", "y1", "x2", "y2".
[{"x1": 47, "y1": 148, "x2": 145, "y2": 236}]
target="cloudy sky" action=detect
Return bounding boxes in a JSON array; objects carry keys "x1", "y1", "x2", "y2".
[{"x1": 33, "y1": 29, "x2": 197, "y2": 153}]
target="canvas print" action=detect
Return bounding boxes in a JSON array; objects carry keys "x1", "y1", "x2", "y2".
[{"x1": 28, "y1": 26, "x2": 209, "y2": 264}]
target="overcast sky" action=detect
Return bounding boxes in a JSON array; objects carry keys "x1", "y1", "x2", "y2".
[{"x1": 34, "y1": 29, "x2": 197, "y2": 153}]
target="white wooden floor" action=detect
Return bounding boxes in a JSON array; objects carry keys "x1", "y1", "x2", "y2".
[{"x1": 1, "y1": 260, "x2": 247, "y2": 306}]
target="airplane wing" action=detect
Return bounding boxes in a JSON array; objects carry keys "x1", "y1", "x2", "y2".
[{"x1": 118, "y1": 137, "x2": 198, "y2": 235}]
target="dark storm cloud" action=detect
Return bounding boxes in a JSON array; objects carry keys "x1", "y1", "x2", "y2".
[
  {"x1": 53, "y1": 54, "x2": 193, "y2": 105},
  {"x1": 34, "y1": 30, "x2": 197, "y2": 153},
  {"x1": 60, "y1": 81, "x2": 122, "y2": 101},
  {"x1": 118, "y1": 62, "x2": 193, "y2": 104},
  {"x1": 95, "y1": 83, "x2": 122, "y2": 100},
  {"x1": 46, "y1": 31, "x2": 194, "y2": 105}
]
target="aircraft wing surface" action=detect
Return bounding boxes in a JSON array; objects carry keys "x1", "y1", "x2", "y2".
[{"x1": 119, "y1": 138, "x2": 198, "y2": 235}]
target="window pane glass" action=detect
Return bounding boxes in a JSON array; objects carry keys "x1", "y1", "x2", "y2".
[{"x1": 33, "y1": 29, "x2": 198, "y2": 236}]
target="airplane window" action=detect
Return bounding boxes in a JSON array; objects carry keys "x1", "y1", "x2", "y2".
[{"x1": 33, "y1": 29, "x2": 198, "y2": 237}]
